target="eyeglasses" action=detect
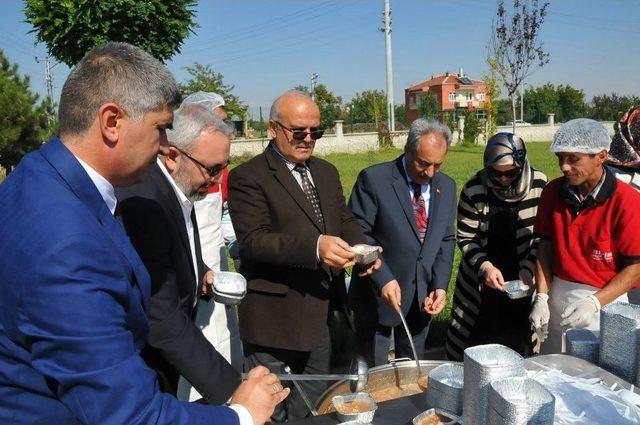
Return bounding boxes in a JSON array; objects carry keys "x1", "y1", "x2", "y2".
[
  {"x1": 487, "y1": 167, "x2": 521, "y2": 179},
  {"x1": 275, "y1": 121, "x2": 324, "y2": 141},
  {"x1": 174, "y1": 147, "x2": 228, "y2": 178}
]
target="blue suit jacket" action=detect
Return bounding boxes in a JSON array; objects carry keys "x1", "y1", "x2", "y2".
[
  {"x1": 348, "y1": 155, "x2": 456, "y2": 327},
  {"x1": 0, "y1": 138, "x2": 238, "y2": 424}
]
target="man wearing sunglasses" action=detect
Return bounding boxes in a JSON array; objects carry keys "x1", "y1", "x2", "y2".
[
  {"x1": 228, "y1": 90, "x2": 380, "y2": 421},
  {"x1": 116, "y1": 104, "x2": 279, "y2": 417}
]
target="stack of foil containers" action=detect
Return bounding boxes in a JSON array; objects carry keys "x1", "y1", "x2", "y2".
[
  {"x1": 425, "y1": 363, "x2": 463, "y2": 415},
  {"x1": 487, "y1": 377, "x2": 555, "y2": 425},
  {"x1": 463, "y1": 344, "x2": 525, "y2": 425},
  {"x1": 564, "y1": 328, "x2": 600, "y2": 364},
  {"x1": 599, "y1": 302, "x2": 640, "y2": 384}
]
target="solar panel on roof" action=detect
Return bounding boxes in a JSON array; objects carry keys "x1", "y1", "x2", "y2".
[{"x1": 459, "y1": 77, "x2": 472, "y2": 85}]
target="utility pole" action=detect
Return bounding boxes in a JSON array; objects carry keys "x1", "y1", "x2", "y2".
[
  {"x1": 310, "y1": 73, "x2": 319, "y2": 100},
  {"x1": 35, "y1": 55, "x2": 56, "y2": 101},
  {"x1": 381, "y1": 0, "x2": 395, "y2": 131},
  {"x1": 259, "y1": 106, "x2": 265, "y2": 139},
  {"x1": 35, "y1": 55, "x2": 58, "y2": 125}
]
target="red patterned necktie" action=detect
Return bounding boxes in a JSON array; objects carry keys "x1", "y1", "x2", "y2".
[{"x1": 411, "y1": 182, "x2": 428, "y2": 243}]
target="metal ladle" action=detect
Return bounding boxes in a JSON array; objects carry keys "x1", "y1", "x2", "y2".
[
  {"x1": 396, "y1": 307, "x2": 423, "y2": 378},
  {"x1": 241, "y1": 357, "x2": 369, "y2": 393}
]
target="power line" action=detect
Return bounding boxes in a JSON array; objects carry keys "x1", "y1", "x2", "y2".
[{"x1": 182, "y1": 0, "x2": 342, "y2": 51}]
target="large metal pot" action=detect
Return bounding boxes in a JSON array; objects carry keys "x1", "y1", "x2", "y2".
[{"x1": 315, "y1": 360, "x2": 455, "y2": 415}]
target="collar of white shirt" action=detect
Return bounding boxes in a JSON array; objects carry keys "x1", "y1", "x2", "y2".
[
  {"x1": 75, "y1": 156, "x2": 117, "y2": 215},
  {"x1": 157, "y1": 158, "x2": 193, "y2": 218}
]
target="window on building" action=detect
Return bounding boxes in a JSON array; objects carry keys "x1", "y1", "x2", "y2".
[
  {"x1": 476, "y1": 110, "x2": 487, "y2": 120},
  {"x1": 465, "y1": 92, "x2": 473, "y2": 101},
  {"x1": 409, "y1": 93, "x2": 417, "y2": 109},
  {"x1": 477, "y1": 92, "x2": 485, "y2": 101},
  {"x1": 448, "y1": 92, "x2": 456, "y2": 102}
]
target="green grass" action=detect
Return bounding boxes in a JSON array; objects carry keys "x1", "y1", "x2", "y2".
[{"x1": 229, "y1": 142, "x2": 561, "y2": 348}]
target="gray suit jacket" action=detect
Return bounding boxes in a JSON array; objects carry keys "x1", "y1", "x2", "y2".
[{"x1": 348, "y1": 155, "x2": 456, "y2": 327}]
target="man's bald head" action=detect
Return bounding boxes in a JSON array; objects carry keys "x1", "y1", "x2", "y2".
[{"x1": 268, "y1": 90, "x2": 321, "y2": 164}]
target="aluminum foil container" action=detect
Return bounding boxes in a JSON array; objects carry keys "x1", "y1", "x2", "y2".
[
  {"x1": 351, "y1": 244, "x2": 379, "y2": 265},
  {"x1": 599, "y1": 302, "x2": 640, "y2": 383},
  {"x1": 503, "y1": 280, "x2": 530, "y2": 300},
  {"x1": 426, "y1": 363, "x2": 463, "y2": 415},
  {"x1": 487, "y1": 377, "x2": 555, "y2": 425},
  {"x1": 564, "y1": 328, "x2": 600, "y2": 365},
  {"x1": 331, "y1": 392, "x2": 377, "y2": 423},
  {"x1": 412, "y1": 408, "x2": 459, "y2": 425},
  {"x1": 463, "y1": 344, "x2": 525, "y2": 425},
  {"x1": 212, "y1": 271, "x2": 247, "y2": 305}
]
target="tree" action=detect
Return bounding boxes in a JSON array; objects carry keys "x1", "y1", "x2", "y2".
[
  {"x1": 180, "y1": 63, "x2": 247, "y2": 120},
  {"x1": 346, "y1": 90, "x2": 387, "y2": 126},
  {"x1": 418, "y1": 92, "x2": 441, "y2": 120},
  {"x1": 482, "y1": 72, "x2": 500, "y2": 141},
  {"x1": 588, "y1": 93, "x2": 640, "y2": 121},
  {"x1": 313, "y1": 84, "x2": 342, "y2": 129},
  {"x1": 487, "y1": 0, "x2": 550, "y2": 133},
  {"x1": 462, "y1": 111, "x2": 482, "y2": 145},
  {"x1": 0, "y1": 51, "x2": 55, "y2": 171},
  {"x1": 24, "y1": 0, "x2": 197, "y2": 66},
  {"x1": 522, "y1": 83, "x2": 557, "y2": 124},
  {"x1": 556, "y1": 84, "x2": 587, "y2": 122},
  {"x1": 394, "y1": 105, "x2": 408, "y2": 129}
]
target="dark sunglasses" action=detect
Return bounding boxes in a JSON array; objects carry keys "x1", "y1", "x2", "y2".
[
  {"x1": 275, "y1": 121, "x2": 324, "y2": 141},
  {"x1": 487, "y1": 167, "x2": 521, "y2": 179},
  {"x1": 174, "y1": 147, "x2": 228, "y2": 178}
]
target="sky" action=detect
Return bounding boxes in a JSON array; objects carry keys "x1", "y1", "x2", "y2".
[{"x1": 0, "y1": 0, "x2": 638, "y2": 119}]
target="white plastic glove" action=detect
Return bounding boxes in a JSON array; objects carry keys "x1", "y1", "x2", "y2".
[
  {"x1": 529, "y1": 293, "x2": 550, "y2": 342},
  {"x1": 560, "y1": 294, "x2": 601, "y2": 328}
]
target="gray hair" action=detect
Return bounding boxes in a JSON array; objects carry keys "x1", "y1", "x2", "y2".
[
  {"x1": 167, "y1": 104, "x2": 234, "y2": 152},
  {"x1": 405, "y1": 118, "x2": 452, "y2": 152},
  {"x1": 58, "y1": 42, "x2": 181, "y2": 136},
  {"x1": 269, "y1": 90, "x2": 314, "y2": 121}
]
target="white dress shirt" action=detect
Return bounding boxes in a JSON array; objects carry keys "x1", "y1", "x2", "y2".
[
  {"x1": 157, "y1": 159, "x2": 200, "y2": 307},
  {"x1": 76, "y1": 157, "x2": 117, "y2": 215}
]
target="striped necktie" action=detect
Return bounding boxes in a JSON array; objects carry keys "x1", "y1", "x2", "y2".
[
  {"x1": 294, "y1": 163, "x2": 324, "y2": 227},
  {"x1": 411, "y1": 182, "x2": 428, "y2": 243}
]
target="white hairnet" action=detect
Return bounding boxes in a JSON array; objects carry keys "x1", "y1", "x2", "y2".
[
  {"x1": 181, "y1": 91, "x2": 225, "y2": 110},
  {"x1": 550, "y1": 118, "x2": 611, "y2": 154}
]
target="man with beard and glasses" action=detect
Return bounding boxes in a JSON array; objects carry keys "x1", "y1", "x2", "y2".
[{"x1": 117, "y1": 104, "x2": 242, "y2": 406}]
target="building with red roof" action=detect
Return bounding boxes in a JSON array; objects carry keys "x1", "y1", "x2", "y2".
[{"x1": 405, "y1": 68, "x2": 489, "y2": 123}]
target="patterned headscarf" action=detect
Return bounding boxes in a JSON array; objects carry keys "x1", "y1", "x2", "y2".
[
  {"x1": 481, "y1": 132, "x2": 532, "y2": 202},
  {"x1": 607, "y1": 105, "x2": 640, "y2": 170}
]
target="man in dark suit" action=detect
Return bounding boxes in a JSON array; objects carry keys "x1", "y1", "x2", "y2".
[
  {"x1": 117, "y1": 104, "x2": 241, "y2": 404},
  {"x1": 0, "y1": 42, "x2": 286, "y2": 425},
  {"x1": 228, "y1": 91, "x2": 380, "y2": 421},
  {"x1": 348, "y1": 118, "x2": 457, "y2": 366}
]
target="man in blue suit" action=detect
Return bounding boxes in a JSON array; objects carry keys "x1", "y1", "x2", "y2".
[
  {"x1": 348, "y1": 118, "x2": 456, "y2": 366},
  {"x1": 0, "y1": 42, "x2": 287, "y2": 425}
]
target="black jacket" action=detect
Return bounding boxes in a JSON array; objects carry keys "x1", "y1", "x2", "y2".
[{"x1": 117, "y1": 163, "x2": 240, "y2": 404}]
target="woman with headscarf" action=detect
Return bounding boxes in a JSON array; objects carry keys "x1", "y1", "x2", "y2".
[
  {"x1": 445, "y1": 133, "x2": 548, "y2": 360},
  {"x1": 607, "y1": 105, "x2": 640, "y2": 305}
]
